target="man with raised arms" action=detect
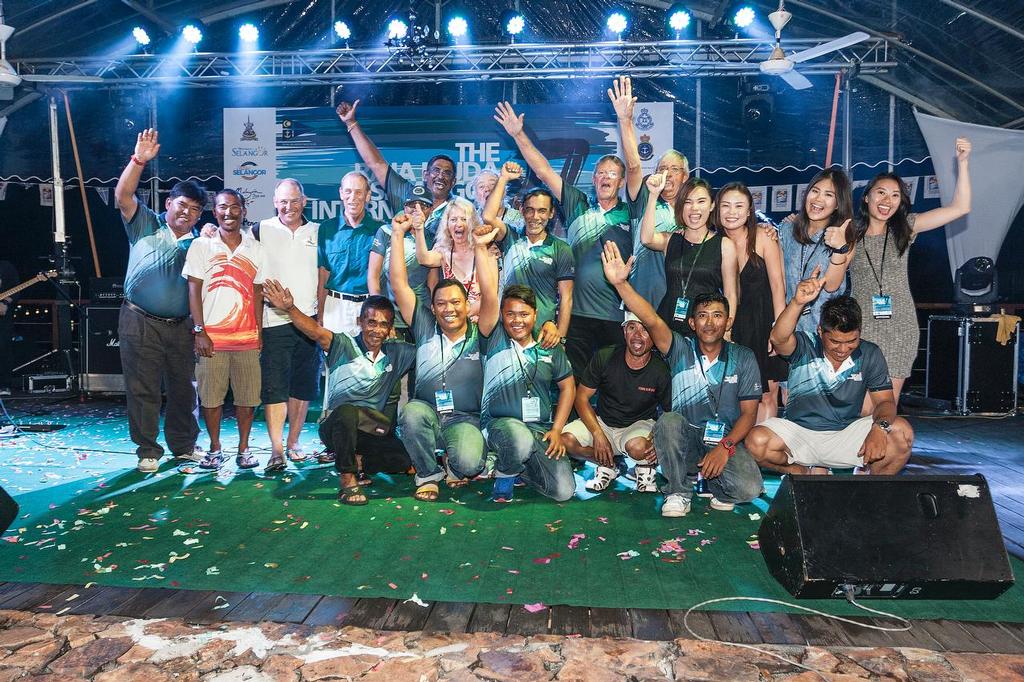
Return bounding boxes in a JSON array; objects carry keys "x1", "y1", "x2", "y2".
[
  {"x1": 602, "y1": 241, "x2": 764, "y2": 518},
  {"x1": 389, "y1": 213, "x2": 500, "y2": 502}
]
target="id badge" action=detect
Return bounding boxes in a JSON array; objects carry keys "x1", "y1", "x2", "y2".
[
  {"x1": 435, "y1": 389, "x2": 455, "y2": 415},
  {"x1": 521, "y1": 396, "x2": 542, "y2": 423},
  {"x1": 673, "y1": 296, "x2": 690, "y2": 322},
  {"x1": 703, "y1": 419, "x2": 726, "y2": 445},
  {"x1": 871, "y1": 294, "x2": 893, "y2": 319}
]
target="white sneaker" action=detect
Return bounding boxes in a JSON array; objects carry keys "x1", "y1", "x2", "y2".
[
  {"x1": 174, "y1": 445, "x2": 206, "y2": 463},
  {"x1": 709, "y1": 496, "x2": 735, "y2": 512},
  {"x1": 585, "y1": 466, "x2": 618, "y2": 492},
  {"x1": 661, "y1": 493, "x2": 691, "y2": 517},
  {"x1": 137, "y1": 457, "x2": 159, "y2": 473}
]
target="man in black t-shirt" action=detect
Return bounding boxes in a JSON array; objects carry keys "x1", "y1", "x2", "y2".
[{"x1": 562, "y1": 312, "x2": 671, "y2": 493}]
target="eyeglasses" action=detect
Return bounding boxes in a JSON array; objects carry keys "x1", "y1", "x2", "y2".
[
  {"x1": 595, "y1": 170, "x2": 622, "y2": 179},
  {"x1": 428, "y1": 167, "x2": 456, "y2": 179}
]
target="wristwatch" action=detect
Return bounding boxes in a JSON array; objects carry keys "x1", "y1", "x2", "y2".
[
  {"x1": 722, "y1": 438, "x2": 737, "y2": 457},
  {"x1": 873, "y1": 419, "x2": 893, "y2": 433},
  {"x1": 192, "y1": 324, "x2": 205, "y2": 335}
]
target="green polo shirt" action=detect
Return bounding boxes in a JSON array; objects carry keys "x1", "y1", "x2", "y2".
[{"x1": 317, "y1": 214, "x2": 382, "y2": 294}]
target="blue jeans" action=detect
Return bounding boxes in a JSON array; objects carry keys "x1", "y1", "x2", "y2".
[
  {"x1": 653, "y1": 411, "x2": 763, "y2": 503},
  {"x1": 399, "y1": 400, "x2": 485, "y2": 485},
  {"x1": 486, "y1": 418, "x2": 577, "y2": 502}
]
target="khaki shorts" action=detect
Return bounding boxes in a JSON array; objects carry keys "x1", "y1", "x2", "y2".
[
  {"x1": 196, "y1": 349, "x2": 261, "y2": 408},
  {"x1": 562, "y1": 417, "x2": 655, "y2": 460},
  {"x1": 759, "y1": 416, "x2": 874, "y2": 469}
]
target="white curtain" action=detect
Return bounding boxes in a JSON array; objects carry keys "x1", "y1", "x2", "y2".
[{"x1": 914, "y1": 111, "x2": 1024, "y2": 280}]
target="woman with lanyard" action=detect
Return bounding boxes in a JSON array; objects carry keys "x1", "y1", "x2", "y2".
[
  {"x1": 414, "y1": 196, "x2": 496, "y2": 322},
  {"x1": 850, "y1": 137, "x2": 972, "y2": 410},
  {"x1": 641, "y1": 174, "x2": 738, "y2": 336},
  {"x1": 777, "y1": 168, "x2": 856, "y2": 335}
]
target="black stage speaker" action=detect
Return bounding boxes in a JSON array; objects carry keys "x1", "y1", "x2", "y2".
[
  {"x1": 759, "y1": 474, "x2": 1014, "y2": 599},
  {"x1": 0, "y1": 485, "x2": 17, "y2": 534},
  {"x1": 82, "y1": 306, "x2": 124, "y2": 393}
]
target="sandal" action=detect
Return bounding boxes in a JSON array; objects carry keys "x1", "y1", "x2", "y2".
[
  {"x1": 635, "y1": 465, "x2": 658, "y2": 493},
  {"x1": 236, "y1": 449, "x2": 259, "y2": 470},
  {"x1": 264, "y1": 456, "x2": 287, "y2": 474},
  {"x1": 356, "y1": 470, "x2": 372, "y2": 486},
  {"x1": 337, "y1": 485, "x2": 368, "y2": 506},
  {"x1": 585, "y1": 466, "x2": 618, "y2": 492},
  {"x1": 315, "y1": 450, "x2": 336, "y2": 464},
  {"x1": 414, "y1": 482, "x2": 439, "y2": 502},
  {"x1": 286, "y1": 446, "x2": 308, "y2": 463},
  {"x1": 198, "y1": 450, "x2": 226, "y2": 471}
]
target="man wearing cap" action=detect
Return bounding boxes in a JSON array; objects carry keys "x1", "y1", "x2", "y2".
[
  {"x1": 337, "y1": 100, "x2": 455, "y2": 237},
  {"x1": 561, "y1": 311, "x2": 671, "y2": 493},
  {"x1": 317, "y1": 171, "x2": 381, "y2": 336}
]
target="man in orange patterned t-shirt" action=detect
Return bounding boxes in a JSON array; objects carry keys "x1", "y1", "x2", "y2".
[{"x1": 182, "y1": 189, "x2": 266, "y2": 471}]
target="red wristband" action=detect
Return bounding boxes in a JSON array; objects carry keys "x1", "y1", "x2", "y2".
[
  {"x1": 130, "y1": 155, "x2": 145, "y2": 167},
  {"x1": 722, "y1": 438, "x2": 737, "y2": 457}
]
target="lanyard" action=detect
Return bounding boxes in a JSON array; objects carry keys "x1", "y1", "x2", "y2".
[
  {"x1": 438, "y1": 323, "x2": 473, "y2": 391},
  {"x1": 799, "y1": 231, "x2": 826, "y2": 279},
  {"x1": 680, "y1": 229, "x2": 711, "y2": 298},
  {"x1": 511, "y1": 339, "x2": 540, "y2": 397},
  {"x1": 861, "y1": 227, "x2": 889, "y2": 296},
  {"x1": 694, "y1": 338, "x2": 730, "y2": 420}
]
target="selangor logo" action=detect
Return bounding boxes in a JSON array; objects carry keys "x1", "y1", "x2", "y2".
[
  {"x1": 232, "y1": 146, "x2": 269, "y2": 157},
  {"x1": 241, "y1": 117, "x2": 258, "y2": 142},
  {"x1": 233, "y1": 162, "x2": 267, "y2": 181},
  {"x1": 638, "y1": 134, "x2": 654, "y2": 161},
  {"x1": 635, "y1": 107, "x2": 654, "y2": 131}
]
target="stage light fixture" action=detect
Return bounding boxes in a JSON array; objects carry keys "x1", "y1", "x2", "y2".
[
  {"x1": 504, "y1": 12, "x2": 525, "y2": 36},
  {"x1": 734, "y1": 6, "x2": 756, "y2": 28},
  {"x1": 668, "y1": 6, "x2": 691, "y2": 32},
  {"x1": 239, "y1": 23, "x2": 259, "y2": 43},
  {"x1": 388, "y1": 18, "x2": 409, "y2": 40},
  {"x1": 447, "y1": 16, "x2": 468, "y2": 38},
  {"x1": 606, "y1": 11, "x2": 629, "y2": 37},
  {"x1": 334, "y1": 20, "x2": 352, "y2": 40},
  {"x1": 182, "y1": 23, "x2": 203, "y2": 45},
  {"x1": 132, "y1": 27, "x2": 151, "y2": 47}
]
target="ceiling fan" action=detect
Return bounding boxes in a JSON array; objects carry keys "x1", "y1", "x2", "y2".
[
  {"x1": 0, "y1": 20, "x2": 103, "y2": 88},
  {"x1": 758, "y1": 0, "x2": 869, "y2": 90}
]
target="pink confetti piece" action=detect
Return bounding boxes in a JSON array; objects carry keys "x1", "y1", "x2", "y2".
[
  {"x1": 567, "y1": 533, "x2": 586, "y2": 550},
  {"x1": 508, "y1": 569, "x2": 520, "y2": 574},
  {"x1": 597, "y1": 516, "x2": 608, "y2": 524},
  {"x1": 532, "y1": 557, "x2": 551, "y2": 565},
  {"x1": 388, "y1": 582, "x2": 398, "y2": 589},
  {"x1": 524, "y1": 603, "x2": 547, "y2": 613},
  {"x1": 438, "y1": 509, "x2": 456, "y2": 515}
]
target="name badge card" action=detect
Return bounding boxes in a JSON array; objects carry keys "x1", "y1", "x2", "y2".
[
  {"x1": 435, "y1": 389, "x2": 455, "y2": 415},
  {"x1": 703, "y1": 419, "x2": 726, "y2": 445},
  {"x1": 521, "y1": 396, "x2": 542, "y2": 423},
  {"x1": 871, "y1": 294, "x2": 893, "y2": 319},
  {"x1": 674, "y1": 297, "x2": 690, "y2": 322}
]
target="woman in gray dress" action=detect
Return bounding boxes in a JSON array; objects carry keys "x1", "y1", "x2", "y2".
[{"x1": 850, "y1": 137, "x2": 972, "y2": 410}]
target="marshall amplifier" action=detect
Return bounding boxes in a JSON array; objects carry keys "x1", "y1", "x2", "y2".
[
  {"x1": 89, "y1": 277, "x2": 125, "y2": 304},
  {"x1": 82, "y1": 306, "x2": 124, "y2": 393},
  {"x1": 759, "y1": 475, "x2": 1014, "y2": 599}
]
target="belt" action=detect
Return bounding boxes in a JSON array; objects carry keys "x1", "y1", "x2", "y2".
[
  {"x1": 327, "y1": 290, "x2": 368, "y2": 302},
  {"x1": 123, "y1": 300, "x2": 188, "y2": 324}
]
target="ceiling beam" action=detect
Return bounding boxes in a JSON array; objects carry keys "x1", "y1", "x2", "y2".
[
  {"x1": 858, "y1": 75, "x2": 957, "y2": 121},
  {"x1": 936, "y1": 0, "x2": 1024, "y2": 44},
  {"x1": 16, "y1": 0, "x2": 102, "y2": 37},
  {"x1": 200, "y1": 0, "x2": 295, "y2": 25},
  {"x1": 119, "y1": 0, "x2": 176, "y2": 35}
]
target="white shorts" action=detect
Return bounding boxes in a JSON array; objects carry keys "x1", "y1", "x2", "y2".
[
  {"x1": 759, "y1": 416, "x2": 874, "y2": 469},
  {"x1": 562, "y1": 417, "x2": 655, "y2": 460},
  {"x1": 322, "y1": 295, "x2": 363, "y2": 336}
]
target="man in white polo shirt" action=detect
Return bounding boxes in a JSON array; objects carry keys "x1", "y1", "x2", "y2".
[{"x1": 256, "y1": 179, "x2": 321, "y2": 469}]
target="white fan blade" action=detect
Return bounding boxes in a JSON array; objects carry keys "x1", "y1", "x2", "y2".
[
  {"x1": 790, "y1": 31, "x2": 870, "y2": 63},
  {"x1": 22, "y1": 75, "x2": 104, "y2": 83},
  {"x1": 780, "y1": 70, "x2": 813, "y2": 90}
]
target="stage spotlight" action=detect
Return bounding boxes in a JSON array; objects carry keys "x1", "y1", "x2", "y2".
[
  {"x1": 734, "y1": 6, "x2": 756, "y2": 28},
  {"x1": 447, "y1": 16, "x2": 468, "y2": 38},
  {"x1": 132, "y1": 27, "x2": 151, "y2": 47},
  {"x1": 504, "y1": 11, "x2": 525, "y2": 37},
  {"x1": 388, "y1": 18, "x2": 409, "y2": 40},
  {"x1": 607, "y1": 11, "x2": 629, "y2": 37},
  {"x1": 239, "y1": 23, "x2": 259, "y2": 43},
  {"x1": 668, "y1": 5, "x2": 691, "y2": 32},
  {"x1": 182, "y1": 23, "x2": 203, "y2": 45},
  {"x1": 334, "y1": 20, "x2": 352, "y2": 40}
]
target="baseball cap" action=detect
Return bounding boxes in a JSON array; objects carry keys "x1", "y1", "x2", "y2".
[
  {"x1": 403, "y1": 183, "x2": 433, "y2": 209},
  {"x1": 621, "y1": 311, "x2": 642, "y2": 327}
]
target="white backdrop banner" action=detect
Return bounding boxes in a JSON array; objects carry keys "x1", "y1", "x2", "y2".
[
  {"x1": 223, "y1": 108, "x2": 278, "y2": 221},
  {"x1": 915, "y1": 111, "x2": 1024, "y2": 279}
]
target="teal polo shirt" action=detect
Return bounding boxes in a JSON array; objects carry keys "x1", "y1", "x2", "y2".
[
  {"x1": 627, "y1": 181, "x2": 675, "y2": 311},
  {"x1": 498, "y1": 232, "x2": 575, "y2": 335},
  {"x1": 317, "y1": 214, "x2": 382, "y2": 294},
  {"x1": 325, "y1": 333, "x2": 417, "y2": 413},
  {"x1": 123, "y1": 205, "x2": 198, "y2": 318},
  {"x1": 665, "y1": 333, "x2": 762, "y2": 430}
]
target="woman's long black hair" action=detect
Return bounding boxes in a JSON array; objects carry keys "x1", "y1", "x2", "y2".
[
  {"x1": 791, "y1": 167, "x2": 854, "y2": 245},
  {"x1": 855, "y1": 172, "x2": 914, "y2": 256}
]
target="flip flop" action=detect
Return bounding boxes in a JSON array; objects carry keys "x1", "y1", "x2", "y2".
[
  {"x1": 337, "y1": 485, "x2": 368, "y2": 506},
  {"x1": 356, "y1": 470, "x2": 372, "y2": 486},
  {"x1": 414, "y1": 482, "x2": 439, "y2": 502},
  {"x1": 286, "y1": 447, "x2": 308, "y2": 463},
  {"x1": 264, "y1": 456, "x2": 287, "y2": 474}
]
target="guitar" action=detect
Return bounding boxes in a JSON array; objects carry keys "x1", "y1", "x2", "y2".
[{"x1": 0, "y1": 270, "x2": 59, "y2": 304}]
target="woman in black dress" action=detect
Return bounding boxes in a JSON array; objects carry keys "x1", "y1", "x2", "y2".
[
  {"x1": 715, "y1": 183, "x2": 787, "y2": 420},
  {"x1": 640, "y1": 174, "x2": 738, "y2": 336}
]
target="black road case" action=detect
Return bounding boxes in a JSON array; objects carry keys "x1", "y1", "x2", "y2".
[{"x1": 926, "y1": 315, "x2": 1018, "y2": 415}]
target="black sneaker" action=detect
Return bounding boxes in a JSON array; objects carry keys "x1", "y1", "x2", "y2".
[{"x1": 695, "y1": 476, "x2": 713, "y2": 498}]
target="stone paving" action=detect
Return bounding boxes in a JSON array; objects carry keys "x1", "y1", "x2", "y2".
[{"x1": 1, "y1": 608, "x2": 1023, "y2": 681}]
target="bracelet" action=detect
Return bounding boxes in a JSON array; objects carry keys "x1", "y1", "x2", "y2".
[
  {"x1": 346, "y1": 122, "x2": 359, "y2": 132},
  {"x1": 130, "y1": 155, "x2": 145, "y2": 167},
  {"x1": 829, "y1": 256, "x2": 846, "y2": 265}
]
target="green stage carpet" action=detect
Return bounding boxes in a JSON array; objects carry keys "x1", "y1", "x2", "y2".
[{"x1": 2, "y1": 458, "x2": 1023, "y2": 621}]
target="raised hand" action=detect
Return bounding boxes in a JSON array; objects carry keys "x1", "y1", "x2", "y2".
[
  {"x1": 793, "y1": 265, "x2": 827, "y2": 306},
  {"x1": 645, "y1": 171, "x2": 666, "y2": 193},
  {"x1": 493, "y1": 101, "x2": 525, "y2": 137},
  {"x1": 607, "y1": 75, "x2": 636, "y2": 120},
  {"x1": 392, "y1": 213, "x2": 413, "y2": 235},
  {"x1": 336, "y1": 100, "x2": 360, "y2": 125},
  {"x1": 955, "y1": 136, "x2": 971, "y2": 163},
  {"x1": 473, "y1": 225, "x2": 499, "y2": 246},
  {"x1": 823, "y1": 218, "x2": 852, "y2": 250},
  {"x1": 600, "y1": 240, "x2": 633, "y2": 285},
  {"x1": 199, "y1": 223, "x2": 218, "y2": 239},
  {"x1": 501, "y1": 161, "x2": 524, "y2": 181},
  {"x1": 133, "y1": 128, "x2": 160, "y2": 163},
  {"x1": 262, "y1": 279, "x2": 294, "y2": 311}
]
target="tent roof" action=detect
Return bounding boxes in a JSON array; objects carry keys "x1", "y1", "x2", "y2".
[{"x1": 3, "y1": 0, "x2": 1022, "y2": 127}]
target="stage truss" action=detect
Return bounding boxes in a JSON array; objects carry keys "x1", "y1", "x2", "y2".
[{"x1": 12, "y1": 37, "x2": 894, "y2": 88}]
